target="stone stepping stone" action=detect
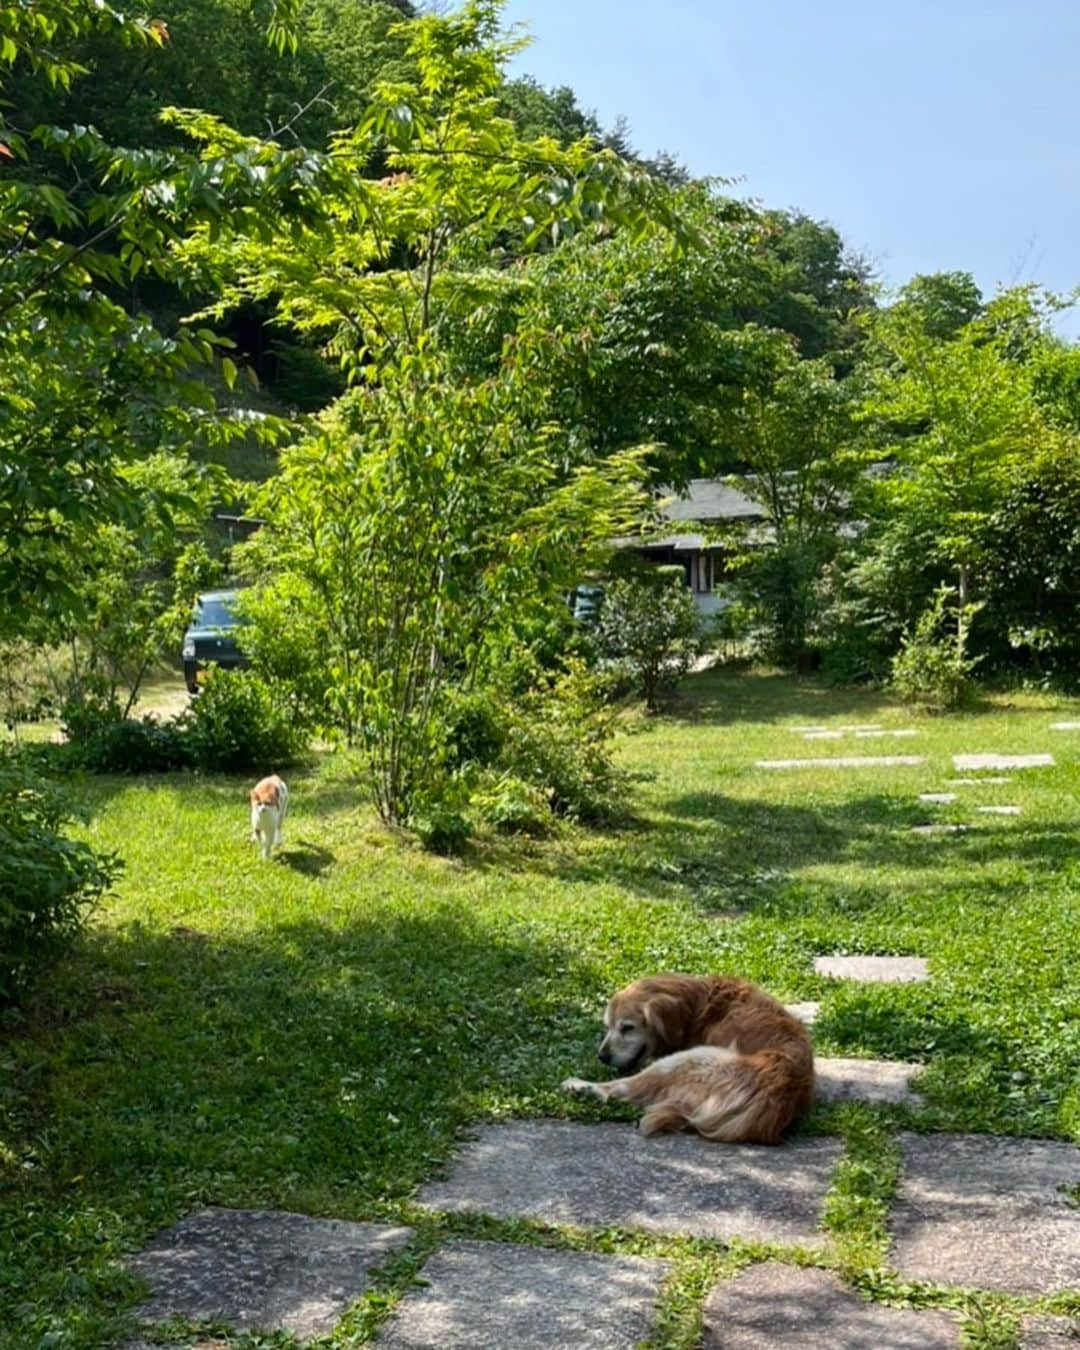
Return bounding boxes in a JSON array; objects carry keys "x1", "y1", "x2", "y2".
[
  {"x1": 1021, "y1": 1315, "x2": 1080, "y2": 1347},
  {"x1": 804, "y1": 730, "x2": 845, "y2": 740},
  {"x1": 758, "y1": 756, "x2": 925, "y2": 770},
  {"x1": 1050, "y1": 721, "x2": 1080, "y2": 731},
  {"x1": 814, "y1": 955, "x2": 928, "y2": 983},
  {"x1": 855, "y1": 729, "x2": 917, "y2": 739},
  {"x1": 815, "y1": 1057, "x2": 924, "y2": 1107},
  {"x1": 785, "y1": 1001, "x2": 821, "y2": 1026},
  {"x1": 701, "y1": 1262, "x2": 957, "y2": 1348},
  {"x1": 419, "y1": 1121, "x2": 841, "y2": 1245},
  {"x1": 953, "y1": 753, "x2": 1053, "y2": 771},
  {"x1": 946, "y1": 776, "x2": 1012, "y2": 785},
  {"x1": 891, "y1": 1133, "x2": 1080, "y2": 1295},
  {"x1": 376, "y1": 1240, "x2": 668, "y2": 1349},
  {"x1": 792, "y1": 724, "x2": 829, "y2": 732},
  {"x1": 976, "y1": 804, "x2": 1021, "y2": 815},
  {"x1": 919, "y1": 792, "x2": 957, "y2": 803},
  {"x1": 911, "y1": 824, "x2": 967, "y2": 835},
  {"x1": 127, "y1": 1207, "x2": 412, "y2": 1340}
]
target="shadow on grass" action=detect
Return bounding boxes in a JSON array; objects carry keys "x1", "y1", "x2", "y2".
[
  {"x1": 523, "y1": 787, "x2": 1076, "y2": 919},
  {"x1": 277, "y1": 840, "x2": 336, "y2": 877},
  {"x1": 662, "y1": 668, "x2": 896, "y2": 726},
  {"x1": 1, "y1": 904, "x2": 607, "y2": 1344},
  {"x1": 665, "y1": 666, "x2": 1013, "y2": 726}
]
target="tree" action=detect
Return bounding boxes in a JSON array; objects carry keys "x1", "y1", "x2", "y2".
[
  {"x1": 245, "y1": 351, "x2": 646, "y2": 821},
  {"x1": 718, "y1": 332, "x2": 865, "y2": 660},
  {"x1": 5, "y1": 0, "x2": 415, "y2": 151},
  {"x1": 595, "y1": 567, "x2": 700, "y2": 711},
  {"x1": 193, "y1": 0, "x2": 684, "y2": 823},
  {"x1": 0, "y1": 0, "x2": 307, "y2": 629},
  {"x1": 43, "y1": 454, "x2": 226, "y2": 720},
  {"x1": 862, "y1": 289, "x2": 1053, "y2": 608}
]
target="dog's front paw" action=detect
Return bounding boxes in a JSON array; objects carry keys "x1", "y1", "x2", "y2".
[{"x1": 560, "y1": 1076, "x2": 594, "y2": 1095}]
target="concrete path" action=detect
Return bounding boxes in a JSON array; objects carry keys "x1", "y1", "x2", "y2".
[
  {"x1": 375, "y1": 1240, "x2": 668, "y2": 1349},
  {"x1": 953, "y1": 753, "x2": 1053, "y2": 770},
  {"x1": 701, "y1": 1262, "x2": 957, "y2": 1348},
  {"x1": 891, "y1": 1134, "x2": 1080, "y2": 1295},
  {"x1": 814, "y1": 1057, "x2": 923, "y2": 1107},
  {"x1": 758, "y1": 755, "x2": 925, "y2": 769},
  {"x1": 127, "y1": 1208, "x2": 411, "y2": 1339},
  {"x1": 418, "y1": 1120, "x2": 841, "y2": 1245},
  {"x1": 813, "y1": 955, "x2": 929, "y2": 983}
]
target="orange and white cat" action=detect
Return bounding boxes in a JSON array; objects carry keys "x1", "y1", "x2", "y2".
[{"x1": 250, "y1": 775, "x2": 288, "y2": 860}]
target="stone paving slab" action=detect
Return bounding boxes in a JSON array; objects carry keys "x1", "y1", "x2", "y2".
[
  {"x1": 953, "y1": 753, "x2": 1053, "y2": 770},
  {"x1": 891, "y1": 1133, "x2": 1080, "y2": 1294},
  {"x1": 919, "y1": 792, "x2": 957, "y2": 803},
  {"x1": 947, "y1": 776, "x2": 1012, "y2": 785},
  {"x1": 419, "y1": 1121, "x2": 841, "y2": 1245},
  {"x1": 757, "y1": 755, "x2": 925, "y2": 769},
  {"x1": 977, "y1": 804, "x2": 1021, "y2": 815},
  {"x1": 805, "y1": 730, "x2": 844, "y2": 740},
  {"x1": 785, "y1": 1001, "x2": 821, "y2": 1026},
  {"x1": 911, "y1": 823, "x2": 967, "y2": 835},
  {"x1": 376, "y1": 1240, "x2": 668, "y2": 1349},
  {"x1": 856, "y1": 729, "x2": 918, "y2": 739},
  {"x1": 701, "y1": 1262, "x2": 957, "y2": 1348},
  {"x1": 1050, "y1": 721, "x2": 1080, "y2": 731},
  {"x1": 1021, "y1": 1315, "x2": 1080, "y2": 1347},
  {"x1": 814, "y1": 955, "x2": 929, "y2": 983},
  {"x1": 815, "y1": 1057, "x2": 924, "y2": 1107},
  {"x1": 128, "y1": 1208, "x2": 412, "y2": 1340}
]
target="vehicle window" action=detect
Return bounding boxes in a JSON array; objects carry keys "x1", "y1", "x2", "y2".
[{"x1": 196, "y1": 598, "x2": 236, "y2": 628}]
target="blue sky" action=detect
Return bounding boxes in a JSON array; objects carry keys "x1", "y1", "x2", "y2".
[{"x1": 501, "y1": 0, "x2": 1080, "y2": 335}]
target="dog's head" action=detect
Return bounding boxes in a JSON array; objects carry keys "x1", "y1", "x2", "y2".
[{"x1": 597, "y1": 975, "x2": 702, "y2": 1072}]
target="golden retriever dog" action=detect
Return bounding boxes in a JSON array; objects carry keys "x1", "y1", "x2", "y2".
[{"x1": 561, "y1": 973, "x2": 813, "y2": 1144}]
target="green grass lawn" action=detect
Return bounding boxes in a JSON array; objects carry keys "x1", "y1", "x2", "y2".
[{"x1": 2, "y1": 670, "x2": 1078, "y2": 1348}]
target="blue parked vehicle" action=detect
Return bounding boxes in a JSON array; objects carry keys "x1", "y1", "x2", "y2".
[{"x1": 181, "y1": 590, "x2": 247, "y2": 693}]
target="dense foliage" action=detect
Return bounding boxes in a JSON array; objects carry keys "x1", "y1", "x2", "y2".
[{"x1": 0, "y1": 758, "x2": 119, "y2": 1000}]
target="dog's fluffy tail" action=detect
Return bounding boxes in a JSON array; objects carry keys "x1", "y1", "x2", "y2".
[{"x1": 648, "y1": 1048, "x2": 812, "y2": 1146}]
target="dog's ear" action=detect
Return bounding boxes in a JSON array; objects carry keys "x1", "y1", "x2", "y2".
[{"x1": 643, "y1": 994, "x2": 684, "y2": 1053}]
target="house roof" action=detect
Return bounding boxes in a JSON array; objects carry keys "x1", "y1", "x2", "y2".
[
  {"x1": 659, "y1": 478, "x2": 763, "y2": 524},
  {"x1": 612, "y1": 477, "x2": 765, "y2": 552}
]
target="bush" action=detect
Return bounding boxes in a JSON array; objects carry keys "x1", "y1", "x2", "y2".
[
  {"x1": 470, "y1": 772, "x2": 553, "y2": 836},
  {"x1": 0, "y1": 758, "x2": 120, "y2": 1001},
  {"x1": 179, "y1": 667, "x2": 307, "y2": 772},
  {"x1": 62, "y1": 693, "x2": 190, "y2": 774},
  {"x1": 890, "y1": 587, "x2": 983, "y2": 711},
  {"x1": 594, "y1": 567, "x2": 700, "y2": 711},
  {"x1": 407, "y1": 780, "x2": 471, "y2": 856},
  {"x1": 442, "y1": 689, "x2": 505, "y2": 771},
  {"x1": 500, "y1": 660, "x2": 628, "y2": 822},
  {"x1": 71, "y1": 714, "x2": 191, "y2": 774}
]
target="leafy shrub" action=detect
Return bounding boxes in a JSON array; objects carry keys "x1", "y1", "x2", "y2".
[
  {"x1": 890, "y1": 587, "x2": 983, "y2": 711},
  {"x1": 594, "y1": 567, "x2": 700, "y2": 711},
  {"x1": 62, "y1": 694, "x2": 190, "y2": 773},
  {"x1": 407, "y1": 781, "x2": 471, "y2": 856},
  {"x1": 0, "y1": 758, "x2": 120, "y2": 1001},
  {"x1": 179, "y1": 667, "x2": 307, "y2": 772},
  {"x1": 470, "y1": 773, "x2": 553, "y2": 836},
  {"x1": 500, "y1": 660, "x2": 628, "y2": 822},
  {"x1": 442, "y1": 689, "x2": 505, "y2": 771},
  {"x1": 73, "y1": 714, "x2": 191, "y2": 774}
]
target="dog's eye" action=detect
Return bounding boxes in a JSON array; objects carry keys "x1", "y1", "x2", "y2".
[{"x1": 618, "y1": 1022, "x2": 635, "y2": 1034}]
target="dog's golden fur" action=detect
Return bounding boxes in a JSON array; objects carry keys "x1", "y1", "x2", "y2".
[{"x1": 562, "y1": 973, "x2": 813, "y2": 1145}]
